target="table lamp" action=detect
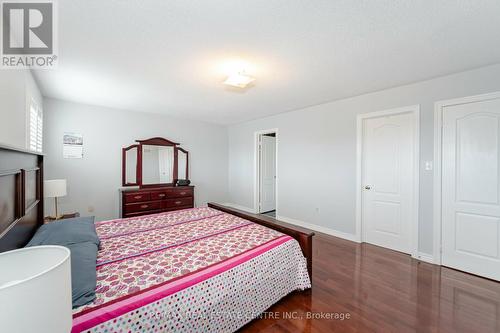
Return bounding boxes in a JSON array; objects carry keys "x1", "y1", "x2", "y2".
[
  {"x1": 44, "y1": 179, "x2": 67, "y2": 219},
  {"x1": 0, "y1": 245, "x2": 72, "y2": 333}
]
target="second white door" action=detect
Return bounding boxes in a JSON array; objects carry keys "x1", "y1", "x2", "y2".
[
  {"x1": 362, "y1": 111, "x2": 416, "y2": 254},
  {"x1": 259, "y1": 135, "x2": 276, "y2": 213},
  {"x1": 441, "y1": 96, "x2": 500, "y2": 281}
]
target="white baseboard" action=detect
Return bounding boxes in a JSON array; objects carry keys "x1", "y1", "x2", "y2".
[
  {"x1": 276, "y1": 215, "x2": 360, "y2": 243},
  {"x1": 220, "y1": 203, "x2": 359, "y2": 242},
  {"x1": 412, "y1": 252, "x2": 435, "y2": 264},
  {"x1": 221, "y1": 203, "x2": 437, "y2": 264},
  {"x1": 221, "y1": 202, "x2": 256, "y2": 214}
]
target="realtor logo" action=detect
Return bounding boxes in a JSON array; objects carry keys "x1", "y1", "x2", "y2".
[{"x1": 1, "y1": 1, "x2": 58, "y2": 68}]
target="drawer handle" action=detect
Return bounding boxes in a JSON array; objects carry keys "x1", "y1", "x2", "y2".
[
  {"x1": 158, "y1": 194, "x2": 166, "y2": 198},
  {"x1": 180, "y1": 192, "x2": 186, "y2": 195},
  {"x1": 134, "y1": 195, "x2": 142, "y2": 199},
  {"x1": 175, "y1": 201, "x2": 182, "y2": 205},
  {"x1": 140, "y1": 204, "x2": 149, "y2": 209}
]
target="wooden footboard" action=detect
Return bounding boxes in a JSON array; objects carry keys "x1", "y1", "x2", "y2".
[{"x1": 208, "y1": 203, "x2": 314, "y2": 281}]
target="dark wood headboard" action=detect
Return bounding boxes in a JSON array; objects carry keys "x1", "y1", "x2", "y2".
[{"x1": 0, "y1": 144, "x2": 44, "y2": 252}]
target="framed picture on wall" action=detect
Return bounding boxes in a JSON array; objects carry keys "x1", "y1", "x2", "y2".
[{"x1": 63, "y1": 133, "x2": 83, "y2": 158}]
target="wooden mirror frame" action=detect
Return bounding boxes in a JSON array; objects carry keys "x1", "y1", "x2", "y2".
[{"x1": 122, "y1": 137, "x2": 189, "y2": 188}]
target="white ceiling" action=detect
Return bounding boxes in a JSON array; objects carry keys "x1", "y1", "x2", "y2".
[{"x1": 34, "y1": 0, "x2": 500, "y2": 124}]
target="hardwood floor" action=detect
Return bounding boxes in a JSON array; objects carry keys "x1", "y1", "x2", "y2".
[{"x1": 240, "y1": 232, "x2": 500, "y2": 333}]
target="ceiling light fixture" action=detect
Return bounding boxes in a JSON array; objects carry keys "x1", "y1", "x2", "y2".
[{"x1": 223, "y1": 72, "x2": 255, "y2": 88}]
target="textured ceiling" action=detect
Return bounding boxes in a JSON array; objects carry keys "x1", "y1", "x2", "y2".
[{"x1": 34, "y1": 0, "x2": 500, "y2": 124}]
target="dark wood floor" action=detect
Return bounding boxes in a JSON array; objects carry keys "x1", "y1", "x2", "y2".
[{"x1": 241, "y1": 232, "x2": 500, "y2": 333}]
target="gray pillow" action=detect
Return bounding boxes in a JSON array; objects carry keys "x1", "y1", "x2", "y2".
[
  {"x1": 66, "y1": 241, "x2": 98, "y2": 308},
  {"x1": 26, "y1": 216, "x2": 100, "y2": 248},
  {"x1": 26, "y1": 216, "x2": 99, "y2": 308}
]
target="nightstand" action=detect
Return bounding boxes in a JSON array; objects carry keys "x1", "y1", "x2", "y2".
[{"x1": 44, "y1": 212, "x2": 80, "y2": 223}]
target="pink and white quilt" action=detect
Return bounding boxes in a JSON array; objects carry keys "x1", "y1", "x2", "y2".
[{"x1": 72, "y1": 207, "x2": 311, "y2": 333}]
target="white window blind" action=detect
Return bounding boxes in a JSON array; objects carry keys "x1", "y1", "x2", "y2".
[{"x1": 29, "y1": 100, "x2": 43, "y2": 153}]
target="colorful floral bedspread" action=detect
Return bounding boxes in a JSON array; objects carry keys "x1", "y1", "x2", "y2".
[{"x1": 72, "y1": 207, "x2": 311, "y2": 333}]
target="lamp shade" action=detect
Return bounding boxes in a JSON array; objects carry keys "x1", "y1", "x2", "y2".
[
  {"x1": 0, "y1": 246, "x2": 72, "y2": 333},
  {"x1": 44, "y1": 179, "x2": 67, "y2": 198}
]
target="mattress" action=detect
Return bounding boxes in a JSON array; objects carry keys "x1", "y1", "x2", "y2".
[{"x1": 72, "y1": 207, "x2": 311, "y2": 333}]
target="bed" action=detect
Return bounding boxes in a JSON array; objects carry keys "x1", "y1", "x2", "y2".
[
  {"x1": 0, "y1": 146, "x2": 314, "y2": 333},
  {"x1": 72, "y1": 206, "x2": 311, "y2": 332}
]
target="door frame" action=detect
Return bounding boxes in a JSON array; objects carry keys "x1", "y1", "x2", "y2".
[
  {"x1": 254, "y1": 128, "x2": 279, "y2": 214},
  {"x1": 356, "y1": 105, "x2": 420, "y2": 257},
  {"x1": 433, "y1": 91, "x2": 500, "y2": 265}
]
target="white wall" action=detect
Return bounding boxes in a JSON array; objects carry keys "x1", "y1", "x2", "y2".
[
  {"x1": 0, "y1": 70, "x2": 42, "y2": 149},
  {"x1": 227, "y1": 63, "x2": 500, "y2": 256},
  {"x1": 43, "y1": 98, "x2": 228, "y2": 221}
]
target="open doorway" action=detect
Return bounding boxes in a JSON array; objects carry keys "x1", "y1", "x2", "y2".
[{"x1": 255, "y1": 130, "x2": 277, "y2": 217}]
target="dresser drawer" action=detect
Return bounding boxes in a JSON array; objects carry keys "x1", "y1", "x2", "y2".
[
  {"x1": 124, "y1": 201, "x2": 161, "y2": 213},
  {"x1": 162, "y1": 197, "x2": 193, "y2": 209},
  {"x1": 169, "y1": 187, "x2": 193, "y2": 198},
  {"x1": 150, "y1": 191, "x2": 168, "y2": 200},
  {"x1": 124, "y1": 192, "x2": 151, "y2": 203}
]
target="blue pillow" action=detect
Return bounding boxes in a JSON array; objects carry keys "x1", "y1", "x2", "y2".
[
  {"x1": 26, "y1": 216, "x2": 100, "y2": 248},
  {"x1": 66, "y1": 241, "x2": 98, "y2": 308},
  {"x1": 26, "y1": 216, "x2": 99, "y2": 308}
]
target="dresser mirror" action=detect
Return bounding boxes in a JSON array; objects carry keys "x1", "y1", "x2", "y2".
[
  {"x1": 177, "y1": 148, "x2": 188, "y2": 180},
  {"x1": 142, "y1": 145, "x2": 174, "y2": 185},
  {"x1": 122, "y1": 137, "x2": 190, "y2": 188},
  {"x1": 123, "y1": 145, "x2": 139, "y2": 186}
]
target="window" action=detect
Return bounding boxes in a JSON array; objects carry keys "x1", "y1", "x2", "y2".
[{"x1": 29, "y1": 100, "x2": 43, "y2": 153}]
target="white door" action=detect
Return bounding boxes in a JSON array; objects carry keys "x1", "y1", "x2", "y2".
[
  {"x1": 442, "y1": 97, "x2": 500, "y2": 281},
  {"x1": 362, "y1": 112, "x2": 415, "y2": 254},
  {"x1": 158, "y1": 147, "x2": 173, "y2": 183},
  {"x1": 259, "y1": 135, "x2": 276, "y2": 213}
]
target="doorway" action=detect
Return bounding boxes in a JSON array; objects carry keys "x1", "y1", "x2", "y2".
[
  {"x1": 356, "y1": 106, "x2": 420, "y2": 256},
  {"x1": 255, "y1": 129, "x2": 277, "y2": 216}
]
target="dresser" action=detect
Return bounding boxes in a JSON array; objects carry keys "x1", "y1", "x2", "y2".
[{"x1": 120, "y1": 186, "x2": 194, "y2": 218}]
